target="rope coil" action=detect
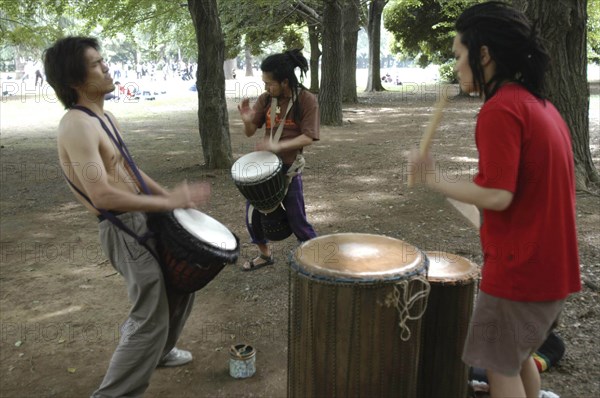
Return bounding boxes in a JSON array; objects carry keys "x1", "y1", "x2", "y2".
[{"x1": 390, "y1": 276, "x2": 431, "y2": 341}]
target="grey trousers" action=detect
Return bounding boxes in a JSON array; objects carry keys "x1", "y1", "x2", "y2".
[{"x1": 92, "y1": 212, "x2": 194, "y2": 398}]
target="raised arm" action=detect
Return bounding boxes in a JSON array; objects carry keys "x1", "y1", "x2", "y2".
[{"x1": 238, "y1": 98, "x2": 258, "y2": 137}]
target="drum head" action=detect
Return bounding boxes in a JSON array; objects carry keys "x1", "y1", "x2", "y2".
[
  {"x1": 424, "y1": 251, "x2": 479, "y2": 284},
  {"x1": 173, "y1": 209, "x2": 238, "y2": 251},
  {"x1": 292, "y1": 233, "x2": 426, "y2": 283},
  {"x1": 231, "y1": 151, "x2": 281, "y2": 183}
]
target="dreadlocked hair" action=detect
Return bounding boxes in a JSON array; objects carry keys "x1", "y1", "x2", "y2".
[
  {"x1": 261, "y1": 49, "x2": 309, "y2": 123},
  {"x1": 455, "y1": 1, "x2": 550, "y2": 101}
]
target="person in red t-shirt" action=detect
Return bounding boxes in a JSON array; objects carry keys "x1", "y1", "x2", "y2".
[{"x1": 406, "y1": 2, "x2": 581, "y2": 397}]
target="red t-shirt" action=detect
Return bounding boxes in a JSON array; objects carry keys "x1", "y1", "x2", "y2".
[
  {"x1": 474, "y1": 84, "x2": 581, "y2": 301},
  {"x1": 252, "y1": 89, "x2": 320, "y2": 165}
]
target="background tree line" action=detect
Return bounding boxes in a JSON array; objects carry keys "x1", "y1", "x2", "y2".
[{"x1": 1, "y1": 0, "x2": 598, "y2": 188}]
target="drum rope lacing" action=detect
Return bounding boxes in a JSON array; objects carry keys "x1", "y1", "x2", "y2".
[{"x1": 391, "y1": 276, "x2": 431, "y2": 341}]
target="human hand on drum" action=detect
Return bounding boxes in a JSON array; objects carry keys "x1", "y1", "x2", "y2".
[
  {"x1": 167, "y1": 181, "x2": 211, "y2": 209},
  {"x1": 237, "y1": 98, "x2": 255, "y2": 124},
  {"x1": 255, "y1": 138, "x2": 280, "y2": 153}
]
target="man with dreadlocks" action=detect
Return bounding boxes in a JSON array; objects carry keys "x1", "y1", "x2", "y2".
[
  {"x1": 237, "y1": 49, "x2": 319, "y2": 271},
  {"x1": 406, "y1": 2, "x2": 580, "y2": 396}
]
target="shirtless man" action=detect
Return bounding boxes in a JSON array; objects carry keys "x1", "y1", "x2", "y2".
[{"x1": 44, "y1": 36, "x2": 209, "y2": 397}]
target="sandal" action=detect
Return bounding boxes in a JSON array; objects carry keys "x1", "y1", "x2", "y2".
[{"x1": 242, "y1": 253, "x2": 274, "y2": 271}]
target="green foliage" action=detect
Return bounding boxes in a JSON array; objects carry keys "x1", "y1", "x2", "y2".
[
  {"x1": 384, "y1": 0, "x2": 481, "y2": 67},
  {"x1": 385, "y1": 0, "x2": 600, "y2": 67},
  {"x1": 0, "y1": 0, "x2": 80, "y2": 52},
  {"x1": 282, "y1": 26, "x2": 305, "y2": 51},
  {"x1": 589, "y1": 0, "x2": 600, "y2": 64},
  {"x1": 438, "y1": 60, "x2": 456, "y2": 83}
]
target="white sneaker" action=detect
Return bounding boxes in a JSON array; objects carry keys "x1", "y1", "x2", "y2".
[
  {"x1": 158, "y1": 347, "x2": 193, "y2": 367},
  {"x1": 539, "y1": 391, "x2": 559, "y2": 398}
]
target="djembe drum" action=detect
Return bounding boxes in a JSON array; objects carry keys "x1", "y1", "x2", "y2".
[
  {"x1": 417, "y1": 251, "x2": 479, "y2": 398},
  {"x1": 231, "y1": 151, "x2": 287, "y2": 213},
  {"x1": 232, "y1": 151, "x2": 293, "y2": 241},
  {"x1": 288, "y1": 233, "x2": 430, "y2": 397},
  {"x1": 147, "y1": 209, "x2": 239, "y2": 294}
]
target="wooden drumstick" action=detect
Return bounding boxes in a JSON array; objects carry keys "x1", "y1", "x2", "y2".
[{"x1": 407, "y1": 94, "x2": 448, "y2": 187}]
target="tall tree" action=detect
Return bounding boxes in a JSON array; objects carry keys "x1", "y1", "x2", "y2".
[
  {"x1": 364, "y1": 0, "x2": 388, "y2": 92},
  {"x1": 307, "y1": 24, "x2": 322, "y2": 92},
  {"x1": 188, "y1": 0, "x2": 233, "y2": 169},
  {"x1": 320, "y1": 0, "x2": 344, "y2": 125},
  {"x1": 292, "y1": 0, "x2": 323, "y2": 92},
  {"x1": 342, "y1": 0, "x2": 361, "y2": 103},
  {"x1": 514, "y1": 0, "x2": 598, "y2": 189}
]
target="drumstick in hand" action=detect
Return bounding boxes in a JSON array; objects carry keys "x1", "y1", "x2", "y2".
[{"x1": 407, "y1": 94, "x2": 448, "y2": 187}]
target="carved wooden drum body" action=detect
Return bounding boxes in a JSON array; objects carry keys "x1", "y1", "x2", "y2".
[{"x1": 288, "y1": 233, "x2": 430, "y2": 397}]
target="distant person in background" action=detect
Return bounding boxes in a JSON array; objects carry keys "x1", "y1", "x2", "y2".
[
  {"x1": 33, "y1": 60, "x2": 44, "y2": 87},
  {"x1": 21, "y1": 58, "x2": 34, "y2": 82}
]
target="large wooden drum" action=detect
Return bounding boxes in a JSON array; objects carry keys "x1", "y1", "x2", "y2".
[
  {"x1": 288, "y1": 233, "x2": 430, "y2": 397},
  {"x1": 417, "y1": 251, "x2": 479, "y2": 398}
]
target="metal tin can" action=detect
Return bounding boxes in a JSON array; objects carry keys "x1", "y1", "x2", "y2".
[{"x1": 229, "y1": 344, "x2": 256, "y2": 378}]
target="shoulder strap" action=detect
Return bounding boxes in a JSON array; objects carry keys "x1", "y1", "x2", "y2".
[
  {"x1": 269, "y1": 96, "x2": 294, "y2": 144},
  {"x1": 61, "y1": 169, "x2": 152, "y2": 244},
  {"x1": 65, "y1": 106, "x2": 156, "y2": 246}
]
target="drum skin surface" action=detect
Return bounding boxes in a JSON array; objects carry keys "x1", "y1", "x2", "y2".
[
  {"x1": 417, "y1": 251, "x2": 479, "y2": 398},
  {"x1": 288, "y1": 233, "x2": 429, "y2": 397}
]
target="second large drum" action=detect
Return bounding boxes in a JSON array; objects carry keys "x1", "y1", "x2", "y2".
[
  {"x1": 417, "y1": 251, "x2": 479, "y2": 398},
  {"x1": 288, "y1": 233, "x2": 430, "y2": 397}
]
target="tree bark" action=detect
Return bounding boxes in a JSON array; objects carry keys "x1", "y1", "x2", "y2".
[
  {"x1": 365, "y1": 0, "x2": 387, "y2": 92},
  {"x1": 342, "y1": 0, "x2": 360, "y2": 103},
  {"x1": 244, "y1": 44, "x2": 254, "y2": 77},
  {"x1": 515, "y1": 0, "x2": 598, "y2": 189},
  {"x1": 188, "y1": 0, "x2": 233, "y2": 169},
  {"x1": 308, "y1": 24, "x2": 321, "y2": 93},
  {"x1": 319, "y1": 0, "x2": 344, "y2": 126}
]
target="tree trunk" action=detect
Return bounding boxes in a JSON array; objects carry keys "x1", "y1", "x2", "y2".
[
  {"x1": 244, "y1": 45, "x2": 254, "y2": 77},
  {"x1": 14, "y1": 48, "x2": 25, "y2": 80},
  {"x1": 365, "y1": 0, "x2": 387, "y2": 92},
  {"x1": 319, "y1": 0, "x2": 344, "y2": 126},
  {"x1": 187, "y1": 0, "x2": 233, "y2": 169},
  {"x1": 342, "y1": 0, "x2": 360, "y2": 104},
  {"x1": 308, "y1": 24, "x2": 321, "y2": 93},
  {"x1": 515, "y1": 0, "x2": 598, "y2": 189}
]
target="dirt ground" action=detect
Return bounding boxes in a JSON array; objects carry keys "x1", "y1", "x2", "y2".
[{"x1": 0, "y1": 80, "x2": 599, "y2": 397}]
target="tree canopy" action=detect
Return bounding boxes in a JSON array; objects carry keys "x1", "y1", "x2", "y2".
[{"x1": 384, "y1": 0, "x2": 600, "y2": 67}]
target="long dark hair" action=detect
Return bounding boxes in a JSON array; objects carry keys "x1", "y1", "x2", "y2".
[
  {"x1": 455, "y1": 1, "x2": 550, "y2": 100},
  {"x1": 261, "y1": 49, "x2": 309, "y2": 122},
  {"x1": 43, "y1": 36, "x2": 100, "y2": 109}
]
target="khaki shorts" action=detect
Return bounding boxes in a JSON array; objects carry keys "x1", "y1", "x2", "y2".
[{"x1": 462, "y1": 291, "x2": 564, "y2": 376}]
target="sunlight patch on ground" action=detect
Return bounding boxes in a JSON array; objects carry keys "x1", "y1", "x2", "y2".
[
  {"x1": 29, "y1": 305, "x2": 82, "y2": 323},
  {"x1": 449, "y1": 156, "x2": 478, "y2": 163},
  {"x1": 355, "y1": 176, "x2": 386, "y2": 185}
]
